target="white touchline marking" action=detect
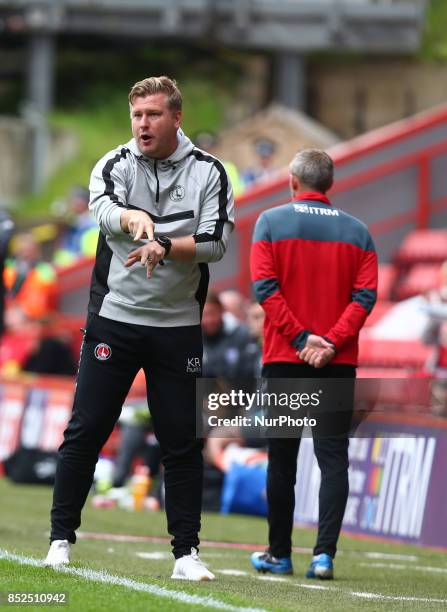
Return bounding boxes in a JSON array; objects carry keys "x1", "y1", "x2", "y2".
[
  {"x1": 362, "y1": 552, "x2": 418, "y2": 562},
  {"x1": 294, "y1": 583, "x2": 330, "y2": 591},
  {"x1": 412, "y1": 564, "x2": 447, "y2": 574},
  {"x1": 360, "y1": 562, "x2": 447, "y2": 574},
  {"x1": 218, "y1": 570, "x2": 249, "y2": 577},
  {"x1": 136, "y1": 551, "x2": 225, "y2": 561},
  {"x1": 136, "y1": 552, "x2": 171, "y2": 560},
  {"x1": 293, "y1": 583, "x2": 447, "y2": 603},
  {"x1": 0, "y1": 549, "x2": 267, "y2": 612},
  {"x1": 251, "y1": 570, "x2": 447, "y2": 604},
  {"x1": 290, "y1": 580, "x2": 447, "y2": 603},
  {"x1": 350, "y1": 591, "x2": 447, "y2": 604}
]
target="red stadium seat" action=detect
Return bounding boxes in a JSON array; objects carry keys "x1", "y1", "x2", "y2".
[
  {"x1": 395, "y1": 229, "x2": 447, "y2": 265},
  {"x1": 357, "y1": 367, "x2": 414, "y2": 378},
  {"x1": 358, "y1": 338, "x2": 433, "y2": 370},
  {"x1": 377, "y1": 264, "x2": 398, "y2": 301},
  {"x1": 394, "y1": 263, "x2": 441, "y2": 301},
  {"x1": 363, "y1": 300, "x2": 393, "y2": 328},
  {"x1": 356, "y1": 368, "x2": 431, "y2": 411}
]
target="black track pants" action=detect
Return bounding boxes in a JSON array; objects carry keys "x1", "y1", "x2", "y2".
[
  {"x1": 50, "y1": 313, "x2": 203, "y2": 559},
  {"x1": 262, "y1": 362, "x2": 356, "y2": 559}
]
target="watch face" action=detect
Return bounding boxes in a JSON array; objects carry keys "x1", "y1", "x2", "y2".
[{"x1": 157, "y1": 236, "x2": 171, "y2": 254}]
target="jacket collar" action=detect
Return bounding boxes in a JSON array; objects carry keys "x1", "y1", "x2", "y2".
[{"x1": 294, "y1": 192, "x2": 331, "y2": 206}]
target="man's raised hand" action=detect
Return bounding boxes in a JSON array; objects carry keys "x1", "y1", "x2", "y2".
[{"x1": 120, "y1": 209, "x2": 154, "y2": 241}]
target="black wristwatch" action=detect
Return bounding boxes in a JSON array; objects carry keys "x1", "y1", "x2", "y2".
[{"x1": 155, "y1": 235, "x2": 172, "y2": 258}]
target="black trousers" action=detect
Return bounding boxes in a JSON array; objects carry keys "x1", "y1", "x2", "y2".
[
  {"x1": 263, "y1": 362, "x2": 356, "y2": 560},
  {"x1": 50, "y1": 313, "x2": 203, "y2": 559}
]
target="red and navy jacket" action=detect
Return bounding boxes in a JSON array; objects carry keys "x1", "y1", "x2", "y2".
[{"x1": 250, "y1": 193, "x2": 378, "y2": 366}]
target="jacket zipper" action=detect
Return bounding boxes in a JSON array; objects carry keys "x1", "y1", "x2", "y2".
[{"x1": 154, "y1": 160, "x2": 160, "y2": 203}]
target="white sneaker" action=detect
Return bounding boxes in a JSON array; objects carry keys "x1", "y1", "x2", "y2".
[
  {"x1": 43, "y1": 540, "x2": 71, "y2": 567},
  {"x1": 171, "y1": 547, "x2": 215, "y2": 581}
]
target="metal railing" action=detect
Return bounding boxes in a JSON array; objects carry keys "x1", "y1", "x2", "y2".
[{"x1": 0, "y1": 0, "x2": 426, "y2": 52}]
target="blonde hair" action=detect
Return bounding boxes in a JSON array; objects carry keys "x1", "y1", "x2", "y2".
[{"x1": 128, "y1": 76, "x2": 182, "y2": 111}]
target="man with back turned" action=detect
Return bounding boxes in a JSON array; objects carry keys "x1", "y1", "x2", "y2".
[{"x1": 250, "y1": 149, "x2": 377, "y2": 579}]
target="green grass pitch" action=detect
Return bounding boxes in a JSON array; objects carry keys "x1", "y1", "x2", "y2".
[{"x1": 0, "y1": 479, "x2": 446, "y2": 611}]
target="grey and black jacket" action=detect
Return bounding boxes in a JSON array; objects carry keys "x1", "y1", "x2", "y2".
[{"x1": 88, "y1": 129, "x2": 234, "y2": 327}]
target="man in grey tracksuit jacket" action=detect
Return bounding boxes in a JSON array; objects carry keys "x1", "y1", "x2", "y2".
[
  {"x1": 46, "y1": 76, "x2": 234, "y2": 580},
  {"x1": 89, "y1": 128, "x2": 233, "y2": 327}
]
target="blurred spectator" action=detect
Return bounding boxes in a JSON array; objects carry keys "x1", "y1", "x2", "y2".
[
  {"x1": 246, "y1": 300, "x2": 265, "y2": 341},
  {"x1": 219, "y1": 289, "x2": 249, "y2": 323},
  {"x1": 110, "y1": 403, "x2": 161, "y2": 490},
  {"x1": 23, "y1": 318, "x2": 77, "y2": 376},
  {"x1": 422, "y1": 261, "x2": 447, "y2": 366},
  {"x1": 201, "y1": 292, "x2": 264, "y2": 510},
  {"x1": 194, "y1": 131, "x2": 245, "y2": 197},
  {"x1": 246, "y1": 301, "x2": 265, "y2": 377},
  {"x1": 0, "y1": 210, "x2": 14, "y2": 337},
  {"x1": 0, "y1": 306, "x2": 76, "y2": 376},
  {"x1": 53, "y1": 186, "x2": 99, "y2": 267},
  {"x1": 0, "y1": 306, "x2": 36, "y2": 375},
  {"x1": 3, "y1": 232, "x2": 57, "y2": 320},
  {"x1": 94, "y1": 376, "x2": 162, "y2": 506},
  {"x1": 242, "y1": 137, "x2": 279, "y2": 187},
  {"x1": 202, "y1": 290, "x2": 260, "y2": 379},
  {"x1": 421, "y1": 261, "x2": 447, "y2": 416}
]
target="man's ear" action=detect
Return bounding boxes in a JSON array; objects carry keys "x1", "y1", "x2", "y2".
[
  {"x1": 290, "y1": 174, "x2": 300, "y2": 194},
  {"x1": 173, "y1": 110, "x2": 182, "y2": 129}
]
